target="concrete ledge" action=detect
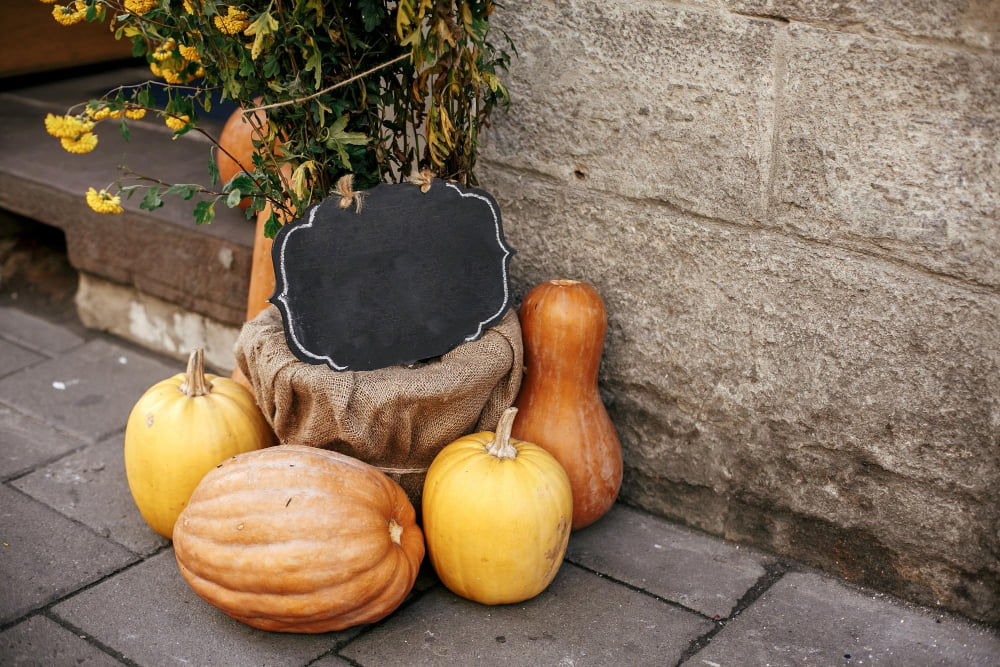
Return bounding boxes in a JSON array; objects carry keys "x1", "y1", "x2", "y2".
[
  {"x1": 0, "y1": 65, "x2": 254, "y2": 330},
  {"x1": 75, "y1": 273, "x2": 240, "y2": 372}
]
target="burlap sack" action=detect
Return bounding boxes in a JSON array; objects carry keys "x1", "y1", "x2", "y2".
[{"x1": 235, "y1": 305, "x2": 523, "y2": 510}]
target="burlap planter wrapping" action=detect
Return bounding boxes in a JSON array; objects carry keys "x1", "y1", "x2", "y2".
[{"x1": 235, "y1": 305, "x2": 523, "y2": 510}]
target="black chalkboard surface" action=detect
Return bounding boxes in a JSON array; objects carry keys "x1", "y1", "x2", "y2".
[{"x1": 269, "y1": 178, "x2": 514, "y2": 371}]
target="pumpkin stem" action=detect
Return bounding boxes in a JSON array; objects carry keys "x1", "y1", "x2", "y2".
[
  {"x1": 388, "y1": 519, "x2": 403, "y2": 546},
  {"x1": 485, "y1": 407, "x2": 519, "y2": 460},
  {"x1": 180, "y1": 349, "x2": 211, "y2": 397}
]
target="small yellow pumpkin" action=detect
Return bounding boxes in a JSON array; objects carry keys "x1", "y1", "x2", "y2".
[
  {"x1": 124, "y1": 348, "x2": 272, "y2": 538},
  {"x1": 422, "y1": 407, "x2": 573, "y2": 605}
]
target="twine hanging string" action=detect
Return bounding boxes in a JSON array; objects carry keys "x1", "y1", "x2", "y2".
[
  {"x1": 407, "y1": 169, "x2": 435, "y2": 193},
  {"x1": 245, "y1": 53, "x2": 411, "y2": 113},
  {"x1": 335, "y1": 174, "x2": 366, "y2": 213}
]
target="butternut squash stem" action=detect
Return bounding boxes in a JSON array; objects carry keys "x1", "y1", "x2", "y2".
[
  {"x1": 180, "y1": 349, "x2": 210, "y2": 397},
  {"x1": 486, "y1": 407, "x2": 519, "y2": 460}
]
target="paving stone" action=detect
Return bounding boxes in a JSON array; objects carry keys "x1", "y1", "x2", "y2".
[
  {"x1": 567, "y1": 504, "x2": 768, "y2": 619},
  {"x1": 0, "y1": 339, "x2": 180, "y2": 444},
  {"x1": 308, "y1": 654, "x2": 354, "y2": 666},
  {"x1": 0, "y1": 484, "x2": 136, "y2": 625},
  {"x1": 0, "y1": 306, "x2": 85, "y2": 356},
  {"x1": 0, "y1": 404, "x2": 87, "y2": 481},
  {"x1": 12, "y1": 434, "x2": 168, "y2": 556},
  {"x1": 0, "y1": 614, "x2": 122, "y2": 666},
  {"x1": 341, "y1": 563, "x2": 713, "y2": 666},
  {"x1": 0, "y1": 339, "x2": 44, "y2": 379},
  {"x1": 695, "y1": 571, "x2": 1000, "y2": 666},
  {"x1": 52, "y1": 550, "x2": 351, "y2": 667}
]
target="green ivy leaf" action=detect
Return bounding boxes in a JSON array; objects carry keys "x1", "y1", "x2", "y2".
[
  {"x1": 119, "y1": 185, "x2": 142, "y2": 200},
  {"x1": 140, "y1": 187, "x2": 164, "y2": 211},
  {"x1": 245, "y1": 10, "x2": 279, "y2": 61},
  {"x1": 166, "y1": 184, "x2": 198, "y2": 200},
  {"x1": 323, "y1": 114, "x2": 369, "y2": 169},
  {"x1": 207, "y1": 157, "x2": 220, "y2": 187},
  {"x1": 231, "y1": 174, "x2": 255, "y2": 192},
  {"x1": 194, "y1": 199, "x2": 216, "y2": 225},
  {"x1": 263, "y1": 211, "x2": 282, "y2": 239}
]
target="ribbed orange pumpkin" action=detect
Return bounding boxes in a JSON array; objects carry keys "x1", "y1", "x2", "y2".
[
  {"x1": 512, "y1": 279, "x2": 623, "y2": 530},
  {"x1": 173, "y1": 445, "x2": 425, "y2": 633}
]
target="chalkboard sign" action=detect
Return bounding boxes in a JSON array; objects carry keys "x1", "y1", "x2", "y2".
[{"x1": 269, "y1": 178, "x2": 514, "y2": 371}]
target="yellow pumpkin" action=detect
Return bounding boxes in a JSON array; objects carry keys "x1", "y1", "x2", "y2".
[
  {"x1": 124, "y1": 348, "x2": 272, "y2": 538},
  {"x1": 422, "y1": 407, "x2": 573, "y2": 605}
]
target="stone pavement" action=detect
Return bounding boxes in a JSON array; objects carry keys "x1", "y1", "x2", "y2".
[{"x1": 1, "y1": 300, "x2": 998, "y2": 666}]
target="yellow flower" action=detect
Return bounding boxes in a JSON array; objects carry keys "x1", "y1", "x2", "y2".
[
  {"x1": 125, "y1": 106, "x2": 147, "y2": 120},
  {"x1": 51, "y1": 4, "x2": 86, "y2": 25},
  {"x1": 213, "y1": 7, "x2": 250, "y2": 35},
  {"x1": 86, "y1": 188, "x2": 124, "y2": 214},
  {"x1": 61, "y1": 132, "x2": 99, "y2": 154},
  {"x1": 164, "y1": 113, "x2": 190, "y2": 131},
  {"x1": 178, "y1": 44, "x2": 200, "y2": 62},
  {"x1": 45, "y1": 113, "x2": 94, "y2": 139},
  {"x1": 87, "y1": 106, "x2": 110, "y2": 121},
  {"x1": 182, "y1": 0, "x2": 199, "y2": 13},
  {"x1": 160, "y1": 68, "x2": 184, "y2": 84},
  {"x1": 123, "y1": 0, "x2": 157, "y2": 14},
  {"x1": 38, "y1": 0, "x2": 58, "y2": 4},
  {"x1": 152, "y1": 38, "x2": 176, "y2": 61}
]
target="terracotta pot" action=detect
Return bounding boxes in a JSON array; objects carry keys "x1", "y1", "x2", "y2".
[{"x1": 232, "y1": 206, "x2": 277, "y2": 393}]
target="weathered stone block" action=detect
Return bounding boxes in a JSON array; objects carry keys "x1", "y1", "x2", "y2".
[
  {"x1": 726, "y1": 0, "x2": 999, "y2": 50},
  {"x1": 75, "y1": 273, "x2": 240, "y2": 372},
  {"x1": 487, "y1": 0, "x2": 779, "y2": 223},
  {"x1": 770, "y1": 23, "x2": 1000, "y2": 286},
  {"x1": 478, "y1": 166, "x2": 1000, "y2": 623}
]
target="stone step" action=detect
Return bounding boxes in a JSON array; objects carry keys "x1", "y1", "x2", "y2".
[{"x1": 0, "y1": 64, "x2": 255, "y2": 370}]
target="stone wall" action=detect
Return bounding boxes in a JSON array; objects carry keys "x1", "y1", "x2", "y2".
[{"x1": 480, "y1": 0, "x2": 999, "y2": 623}]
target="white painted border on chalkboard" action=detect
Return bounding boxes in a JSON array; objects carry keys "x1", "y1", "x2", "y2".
[
  {"x1": 443, "y1": 182, "x2": 512, "y2": 343},
  {"x1": 271, "y1": 200, "x2": 350, "y2": 370},
  {"x1": 271, "y1": 180, "x2": 512, "y2": 371}
]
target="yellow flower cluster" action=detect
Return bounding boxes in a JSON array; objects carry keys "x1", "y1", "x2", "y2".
[
  {"x1": 61, "y1": 133, "x2": 99, "y2": 154},
  {"x1": 86, "y1": 188, "x2": 124, "y2": 215},
  {"x1": 51, "y1": 2, "x2": 86, "y2": 26},
  {"x1": 45, "y1": 113, "x2": 94, "y2": 138},
  {"x1": 123, "y1": 0, "x2": 157, "y2": 14},
  {"x1": 178, "y1": 44, "x2": 200, "y2": 62},
  {"x1": 213, "y1": 7, "x2": 250, "y2": 34},
  {"x1": 88, "y1": 105, "x2": 147, "y2": 121},
  {"x1": 147, "y1": 37, "x2": 204, "y2": 84},
  {"x1": 152, "y1": 38, "x2": 177, "y2": 61},
  {"x1": 164, "y1": 113, "x2": 191, "y2": 131},
  {"x1": 45, "y1": 113, "x2": 100, "y2": 154}
]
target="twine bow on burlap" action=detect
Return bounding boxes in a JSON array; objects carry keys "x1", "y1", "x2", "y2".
[{"x1": 335, "y1": 174, "x2": 366, "y2": 213}]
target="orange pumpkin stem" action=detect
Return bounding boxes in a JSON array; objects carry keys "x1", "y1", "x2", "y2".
[
  {"x1": 485, "y1": 407, "x2": 519, "y2": 460},
  {"x1": 180, "y1": 349, "x2": 211, "y2": 398}
]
